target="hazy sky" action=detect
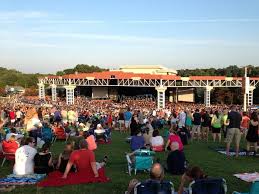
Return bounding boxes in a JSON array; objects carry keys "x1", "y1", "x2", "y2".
[{"x1": 0, "y1": 0, "x2": 259, "y2": 73}]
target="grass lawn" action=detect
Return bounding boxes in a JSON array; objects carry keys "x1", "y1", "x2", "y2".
[{"x1": 1, "y1": 131, "x2": 259, "y2": 194}]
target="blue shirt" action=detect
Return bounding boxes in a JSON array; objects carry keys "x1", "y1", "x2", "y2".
[
  {"x1": 130, "y1": 135, "x2": 145, "y2": 151},
  {"x1": 124, "y1": 111, "x2": 132, "y2": 121}
]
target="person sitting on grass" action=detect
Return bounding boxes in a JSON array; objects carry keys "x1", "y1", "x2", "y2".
[
  {"x1": 2, "y1": 135, "x2": 19, "y2": 154},
  {"x1": 130, "y1": 129, "x2": 145, "y2": 151},
  {"x1": 150, "y1": 129, "x2": 164, "y2": 151},
  {"x1": 166, "y1": 142, "x2": 186, "y2": 175},
  {"x1": 126, "y1": 163, "x2": 167, "y2": 194},
  {"x1": 62, "y1": 140, "x2": 107, "y2": 179},
  {"x1": 56, "y1": 142, "x2": 76, "y2": 173},
  {"x1": 178, "y1": 166, "x2": 207, "y2": 194},
  {"x1": 83, "y1": 131, "x2": 97, "y2": 151},
  {"x1": 34, "y1": 142, "x2": 54, "y2": 174},
  {"x1": 165, "y1": 128, "x2": 183, "y2": 152},
  {"x1": 13, "y1": 137, "x2": 37, "y2": 176}
]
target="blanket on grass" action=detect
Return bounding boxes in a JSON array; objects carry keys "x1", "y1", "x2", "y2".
[
  {"x1": 38, "y1": 167, "x2": 110, "y2": 187},
  {"x1": 234, "y1": 172, "x2": 259, "y2": 182},
  {"x1": 0, "y1": 174, "x2": 46, "y2": 185},
  {"x1": 208, "y1": 146, "x2": 253, "y2": 156}
]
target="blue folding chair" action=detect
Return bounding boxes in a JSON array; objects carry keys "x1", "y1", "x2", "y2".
[
  {"x1": 126, "y1": 150, "x2": 155, "y2": 175},
  {"x1": 134, "y1": 180, "x2": 174, "y2": 194},
  {"x1": 232, "y1": 181, "x2": 259, "y2": 194},
  {"x1": 189, "y1": 178, "x2": 227, "y2": 194}
]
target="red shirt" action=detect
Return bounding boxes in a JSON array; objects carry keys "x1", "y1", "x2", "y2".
[
  {"x1": 241, "y1": 116, "x2": 250, "y2": 129},
  {"x1": 168, "y1": 134, "x2": 183, "y2": 151},
  {"x1": 69, "y1": 149, "x2": 96, "y2": 176},
  {"x1": 9, "y1": 111, "x2": 15, "y2": 120},
  {"x1": 86, "y1": 135, "x2": 97, "y2": 151},
  {"x1": 2, "y1": 140, "x2": 19, "y2": 153}
]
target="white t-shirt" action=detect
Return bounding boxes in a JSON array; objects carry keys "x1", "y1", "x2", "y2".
[
  {"x1": 13, "y1": 145, "x2": 37, "y2": 175},
  {"x1": 6, "y1": 133, "x2": 24, "y2": 141},
  {"x1": 16, "y1": 111, "x2": 22, "y2": 119},
  {"x1": 150, "y1": 136, "x2": 164, "y2": 147}
]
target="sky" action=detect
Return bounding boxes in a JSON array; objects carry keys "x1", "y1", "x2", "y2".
[{"x1": 0, "y1": 0, "x2": 259, "y2": 73}]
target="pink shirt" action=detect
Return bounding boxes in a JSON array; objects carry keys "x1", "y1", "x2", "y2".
[
  {"x1": 86, "y1": 135, "x2": 97, "y2": 151},
  {"x1": 168, "y1": 134, "x2": 183, "y2": 151}
]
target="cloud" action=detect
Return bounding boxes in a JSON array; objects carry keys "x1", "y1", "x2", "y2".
[
  {"x1": 0, "y1": 11, "x2": 49, "y2": 20},
  {"x1": 26, "y1": 31, "x2": 222, "y2": 45},
  {"x1": 124, "y1": 18, "x2": 259, "y2": 24}
]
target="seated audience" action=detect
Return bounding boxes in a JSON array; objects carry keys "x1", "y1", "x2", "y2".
[
  {"x1": 166, "y1": 142, "x2": 186, "y2": 175},
  {"x1": 5, "y1": 127, "x2": 24, "y2": 142},
  {"x1": 165, "y1": 129, "x2": 183, "y2": 151},
  {"x1": 83, "y1": 131, "x2": 97, "y2": 151},
  {"x1": 62, "y1": 140, "x2": 107, "y2": 179},
  {"x1": 13, "y1": 137, "x2": 37, "y2": 175},
  {"x1": 34, "y1": 143, "x2": 53, "y2": 174},
  {"x1": 130, "y1": 129, "x2": 145, "y2": 151},
  {"x1": 126, "y1": 163, "x2": 166, "y2": 194},
  {"x1": 150, "y1": 130, "x2": 164, "y2": 151},
  {"x1": 56, "y1": 142, "x2": 75, "y2": 173},
  {"x1": 178, "y1": 166, "x2": 207, "y2": 194},
  {"x1": 2, "y1": 135, "x2": 19, "y2": 153}
]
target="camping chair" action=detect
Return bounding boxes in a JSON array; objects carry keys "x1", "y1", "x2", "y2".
[
  {"x1": 126, "y1": 150, "x2": 155, "y2": 175},
  {"x1": 134, "y1": 180, "x2": 174, "y2": 194},
  {"x1": 232, "y1": 180, "x2": 259, "y2": 194},
  {"x1": 1, "y1": 152, "x2": 15, "y2": 167},
  {"x1": 189, "y1": 178, "x2": 227, "y2": 194}
]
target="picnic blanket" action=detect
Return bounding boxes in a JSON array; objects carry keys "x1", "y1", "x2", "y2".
[
  {"x1": 209, "y1": 146, "x2": 248, "y2": 156},
  {"x1": 38, "y1": 167, "x2": 110, "y2": 187},
  {"x1": 0, "y1": 174, "x2": 46, "y2": 185},
  {"x1": 234, "y1": 172, "x2": 259, "y2": 182}
]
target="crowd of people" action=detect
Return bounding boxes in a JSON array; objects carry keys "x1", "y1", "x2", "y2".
[{"x1": 0, "y1": 95, "x2": 258, "y2": 193}]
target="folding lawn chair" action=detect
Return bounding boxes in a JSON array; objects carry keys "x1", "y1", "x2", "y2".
[
  {"x1": 134, "y1": 180, "x2": 174, "y2": 194},
  {"x1": 232, "y1": 180, "x2": 259, "y2": 194},
  {"x1": 189, "y1": 178, "x2": 227, "y2": 194}
]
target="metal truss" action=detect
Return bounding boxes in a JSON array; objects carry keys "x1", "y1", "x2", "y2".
[{"x1": 39, "y1": 78, "x2": 259, "y2": 88}]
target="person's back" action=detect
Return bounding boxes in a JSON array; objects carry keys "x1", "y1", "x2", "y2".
[
  {"x1": 34, "y1": 152, "x2": 52, "y2": 174},
  {"x1": 86, "y1": 135, "x2": 97, "y2": 151},
  {"x1": 14, "y1": 144, "x2": 37, "y2": 175},
  {"x1": 167, "y1": 150, "x2": 186, "y2": 175},
  {"x1": 131, "y1": 135, "x2": 145, "y2": 151},
  {"x1": 228, "y1": 111, "x2": 242, "y2": 128},
  {"x1": 69, "y1": 149, "x2": 95, "y2": 175},
  {"x1": 2, "y1": 139, "x2": 19, "y2": 153}
]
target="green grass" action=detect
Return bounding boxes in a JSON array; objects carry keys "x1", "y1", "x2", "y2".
[{"x1": 1, "y1": 131, "x2": 258, "y2": 194}]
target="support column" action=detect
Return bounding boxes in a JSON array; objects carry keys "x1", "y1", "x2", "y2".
[
  {"x1": 51, "y1": 84, "x2": 57, "y2": 102},
  {"x1": 248, "y1": 86, "x2": 255, "y2": 108},
  {"x1": 64, "y1": 85, "x2": 76, "y2": 105},
  {"x1": 204, "y1": 86, "x2": 213, "y2": 107},
  {"x1": 37, "y1": 82, "x2": 45, "y2": 100},
  {"x1": 155, "y1": 86, "x2": 167, "y2": 109},
  {"x1": 169, "y1": 90, "x2": 173, "y2": 103}
]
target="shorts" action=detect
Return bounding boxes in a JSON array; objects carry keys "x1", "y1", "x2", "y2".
[
  {"x1": 211, "y1": 127, "x2": 221, "y2": 134},
  {"x1": 125, "y1": 121, "x2": 131, "y2": 128},
  {"x1": 192, "y1": 125, "x2": 201, "y2": 134},
  {"x1": 118, "y1": 120, "x2": 124, "y2": 125},
  {"x1": 201, "y1": 126, "x2": 209, "y2": 134},
  {"x1": 225, "y1": 128, "x2": 241, "y2": 145}
]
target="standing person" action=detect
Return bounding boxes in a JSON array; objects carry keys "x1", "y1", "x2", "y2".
[
  {"x1": 201, "y1": 110, "x2": 210, "y2": 142},
  {"x1": 178, "y1": 110, "x2": 186, "y2": 129},
  {"x1": 37, "y1": 107, "x2": 43, "y2": 121},
  {"x1": 124, "y1": 108, "x2": 132, "y2": 133},
  {"x1": 246, "y1": 112, "x2": 258, "y2": 155},
  {"x1": 241, "y1": 112, "x2": 250, "y2": 139},
  {"x1": 13, "y1": 137, "x2": 37, "y2": 175},
  {"x1": 191, "y1": 109, "x2": 202, "y2": 141},
  {"x1": 225, "y1": 105, "x2": 242, "y2": 157},
  {"x1": 222, "y1": 109, "x2": 229, "y2": 139},
  {"x1": 211, "y1": 111, "x2": 222, "y2": 143},
  {"x1": 185, "y1": 110, "x2": 192, "y2": 134},
  {"x1": 15, "y1": 109, "x2": 22, "y2": 127},
  {"x1": 118, "y1": 109, "x2": 125, "y2": 132}
]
